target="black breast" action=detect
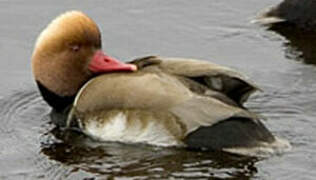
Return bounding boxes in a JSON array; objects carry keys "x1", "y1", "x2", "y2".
[{"x1": 36, "y1": 81, "x2": 75, "y2": 112}]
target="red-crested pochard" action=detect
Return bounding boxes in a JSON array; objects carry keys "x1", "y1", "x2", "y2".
[{"x1": 32, "y1": 11, "x2": 290, "y2": 156}]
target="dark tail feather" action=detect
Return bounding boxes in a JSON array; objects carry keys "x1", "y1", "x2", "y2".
[{"x1": 184, "y1": 118, "x2": 275, "y2": 151}]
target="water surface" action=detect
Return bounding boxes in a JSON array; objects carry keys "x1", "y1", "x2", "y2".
[{"x1": 1, "y1": 0, "x2": 316, "y2": 179}]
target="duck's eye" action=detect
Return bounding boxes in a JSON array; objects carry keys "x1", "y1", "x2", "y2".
[{"x1": 70, "y1": 45, "x2": 80, "y2": 52}]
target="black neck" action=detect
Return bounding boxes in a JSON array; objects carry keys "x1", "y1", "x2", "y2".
[{"x1": 36, "y1": 81, "x2": 75, "y2": 112}]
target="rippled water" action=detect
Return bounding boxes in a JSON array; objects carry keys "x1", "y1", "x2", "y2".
[{"x1": 1, "y1": 0, "x2": 316, "y2": 179}]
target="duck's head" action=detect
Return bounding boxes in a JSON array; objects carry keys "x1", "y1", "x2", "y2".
[{"x1": 32, "y1": 11, "x2": 136, "y2": 111}]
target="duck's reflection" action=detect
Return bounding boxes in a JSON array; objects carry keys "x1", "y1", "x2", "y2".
[
  {"x1": 40, "y1": 110, "x2": 260, "y2": 179},
  {"x1": 268, "y1": 24, "x2": 316, "y2": 65},
  {"x1": 256, "y1": 0, "x2": 316, "y2": 65}
]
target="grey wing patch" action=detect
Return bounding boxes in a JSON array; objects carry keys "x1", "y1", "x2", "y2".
[
  {"x1": 189, "y1": 75, "x2": 257, "y2": 105},
  {"x1": 205, "y1": 76, "x2": 223, "y2": 91},
  {"x1": 156, "y1": 57, "x2": 261, "y2": 105}
]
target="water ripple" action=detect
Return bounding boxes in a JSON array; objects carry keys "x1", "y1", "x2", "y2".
[{"x1": 0, "y1": 88, "x2": 293, "y2": 179}]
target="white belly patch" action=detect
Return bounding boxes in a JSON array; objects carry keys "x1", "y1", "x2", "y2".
[{"x1": 81, "y1": 111, "x2": 184, "y2": 147}]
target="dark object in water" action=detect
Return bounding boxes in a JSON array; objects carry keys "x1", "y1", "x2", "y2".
[
  {"x1": 268, "y1": 24, "x2": 316, "y2": 65},
  {"x1": 255, "y1": 0, "x2": 316, "y2": 65},
  {"x1": 255, "y1": 0, "x2": 316, "y2": 30}
]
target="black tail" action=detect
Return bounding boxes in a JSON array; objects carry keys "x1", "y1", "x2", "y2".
[{"x1": 184, "y1": 118, "x2": 275, "y2": 151}]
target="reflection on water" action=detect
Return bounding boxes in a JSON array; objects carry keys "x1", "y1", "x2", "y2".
[
  {"x1": 43, "y1": 128, "x2": 259, "y2": 179},
  {"x1": 0, "y1": 91, "x2": 260, "y2": 179},
  {"x1": 268, "y1": 23, "x2": 316, "y2": 65}
]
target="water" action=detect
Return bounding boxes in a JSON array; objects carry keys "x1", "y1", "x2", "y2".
[{"x1": 1, "y1": 0, "x2": 316, "y2": 179}]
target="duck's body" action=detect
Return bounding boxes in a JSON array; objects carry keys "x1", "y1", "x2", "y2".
[
  {"x1": 68, "y1": 56, "x2": 288, "y2": 155},
  {"x1": 32, "y1": 11, "x2": 290, "y2": 156},
  {"x1": 255, "y1": 0, "x2": 316, "y2": 29}
]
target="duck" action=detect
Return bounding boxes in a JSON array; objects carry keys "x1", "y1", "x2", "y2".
[
  {"x1": 254, "y1": 0, "x2": 316, "y2": 30},
  {"x1": 32, "y1": 11, "x2": 290, "y2": 156}
]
